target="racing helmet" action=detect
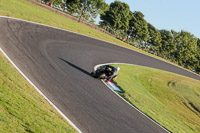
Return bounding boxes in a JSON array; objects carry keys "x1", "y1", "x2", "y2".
[{"x1": 115, "y1": 66, "x2": 120, "y2": 71}]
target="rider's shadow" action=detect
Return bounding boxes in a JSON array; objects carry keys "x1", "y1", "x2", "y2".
[{"x1": 58, "y1": 57, "x2": 91, "y2": 77}]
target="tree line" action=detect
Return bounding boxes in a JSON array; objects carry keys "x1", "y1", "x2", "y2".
[{"x1": 42, "y1": 0, "x2": 200, "y2": 74}]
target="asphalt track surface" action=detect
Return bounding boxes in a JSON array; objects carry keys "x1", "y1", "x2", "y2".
[{"x1": 0, "y1": 17, "x2": 200, "y2": 133}]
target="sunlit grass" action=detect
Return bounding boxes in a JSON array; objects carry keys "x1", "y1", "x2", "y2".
[
  {"x1": 0, "y1": 52, "x2": 77, "y2": 132},
  {"x1": 112, "y1": 64, "x2": 200, "y2": 133}
]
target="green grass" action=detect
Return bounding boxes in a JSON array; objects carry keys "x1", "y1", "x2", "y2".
[
  {"x1": 0, "y1": 52, "x2": 77, "y2": 132},
  {"x1": 112, "y1": 64, "x2": 200, "y2": 133}
]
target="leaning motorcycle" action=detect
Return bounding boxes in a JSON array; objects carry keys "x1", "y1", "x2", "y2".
[{"x1": 91, "y1": 65, "x2": 112, "y2": 80}]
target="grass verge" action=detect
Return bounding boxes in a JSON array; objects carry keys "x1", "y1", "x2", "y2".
[
  {"x1": 112, "y1": 64, "x2": 200, "y2": 133},
  {"x1": 0, "y1": 52, "x2": 77, "y2": 132}
]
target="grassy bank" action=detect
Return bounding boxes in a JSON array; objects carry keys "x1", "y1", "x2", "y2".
[
  {"x1": 0, "y1": 52, "x2": 77, "y2": 132},
  {"x1": 112, "y1": 64, "x2": 200, "y2": 133}
]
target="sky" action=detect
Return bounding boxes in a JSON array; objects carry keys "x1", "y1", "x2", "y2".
[{"x1": 98, "y1": 0, "x2": 200, "y2": 38}]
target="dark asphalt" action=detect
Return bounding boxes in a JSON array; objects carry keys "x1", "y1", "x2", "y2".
[{"x1": 0, "y1": 17, "x2": 199, "y2": 133}]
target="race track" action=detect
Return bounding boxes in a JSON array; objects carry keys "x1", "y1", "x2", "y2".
[{"x1": 0, "y1": 17, "x2": 199, "y2": 133}]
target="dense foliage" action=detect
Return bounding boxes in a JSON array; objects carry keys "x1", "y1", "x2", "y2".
[
  {"x1": 128, "y1": 11, "x2": 149, "y2": 43},
  {"x1": 42, "y1": 0, "x2": 108, "y2": 23},
  {"x1": 100, "y1": 1, "x2": 130, "y2": 36},
  {"x1": 65, "y1": 0, "x2": 108, "y2": 23}
]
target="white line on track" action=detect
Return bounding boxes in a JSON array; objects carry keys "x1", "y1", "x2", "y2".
[
  {"x1": 94, "y1": 63, "x2": 170, "y2": 133},
  {"x1": 0, "y1": 48, "x2": 82, "y2": 133}
]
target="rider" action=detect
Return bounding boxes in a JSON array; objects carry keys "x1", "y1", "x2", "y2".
[{"x1": 105, "y1": 65, "x2": 120, "y2": 81}]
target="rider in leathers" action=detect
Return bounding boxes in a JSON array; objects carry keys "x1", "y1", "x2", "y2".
[{"x1": 104, "y1": 65, "x2": 120, "y2": 81}]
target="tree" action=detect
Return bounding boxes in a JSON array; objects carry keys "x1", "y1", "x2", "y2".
[
  {"x1": 172, "y1": 30, "x2": 198, "y2": 70},
  {"x1": 128, "y1": 11, "x2": 149, "y2": 44},
  {"x1": 100, "y1": 1, "x2": 130, "y2": 35},
  {"x1": 43, "y1": 0, "x2": 62, "y2": 4},
  {"x1": 65, "y1": 0, "x2": 108, "y2": 23},
  {"x1": 194, "y1": 49, "x2": 200, "y2": 73},
  {"x1": 197, "y1": 38, "x2": 200, "y2": 48},
  {"x1": 159, "y1": 29, "x2": 176, "y2": 59},
  {"x1": 147, "y1": 23, "x2": 162, "y2": 53},
  {"x1": 52, "y1": 0, "x2": 63, "y2": 5},
  {"x1": 81, "y1": 0, "x2": 108, "y2": 23},
  {"x1": 65, "y1": 0, "x2": 82, "y2": 15}
]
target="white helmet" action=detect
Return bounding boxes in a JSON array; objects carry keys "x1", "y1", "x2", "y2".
[{"x1": 115, "y1": 66, "x2": 120, "y2": 71}]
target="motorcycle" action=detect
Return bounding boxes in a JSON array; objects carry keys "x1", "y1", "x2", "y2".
[
  {"x1": 91, "y1": 65, "x2": 123, "y2": 93},
  {"x1": 91, "y1": 65, "x2": 113, "y2": 81}
]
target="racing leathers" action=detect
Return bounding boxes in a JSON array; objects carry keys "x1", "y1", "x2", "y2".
[{"x1": 104, "y1": 65, "x2": 118, "y2": 81}]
